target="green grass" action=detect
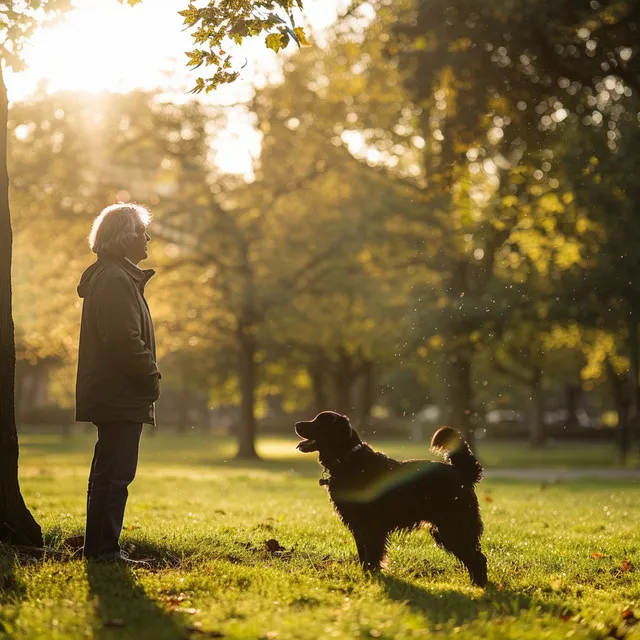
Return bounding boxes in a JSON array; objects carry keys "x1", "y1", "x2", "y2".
[{"x1": 1, "y1": 431, "x2": 639, "y2": 639}]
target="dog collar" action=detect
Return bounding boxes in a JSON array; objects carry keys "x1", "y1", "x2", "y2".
[{"x1": 319, "y1": 443, "x2": 365, "y2": 486}]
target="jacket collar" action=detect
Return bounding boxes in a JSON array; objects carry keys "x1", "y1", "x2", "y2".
[{"x1": 98, "y1": 252, "x2": 155, "y2": 290}]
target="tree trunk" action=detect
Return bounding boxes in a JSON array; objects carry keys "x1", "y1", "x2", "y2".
[
  {"x1": 629, "y1": 317, "x2": 640, "y2": 454},
  {"x1": 331, "y1": 350, "x2": 354, "y2": 416},
  {"x1": 177, "y1": 376, "x2": 189, "y2": 434},
  {"x1": 198, "y1": 394, "x2": 210, "y2": 433},
  {"x1": 354, "y1": 360, "x2": 375, "y2": 430},
  {"x1": 236, "y1": 328, "x2": 259, "y2": 459},
  {"x1": 608, "y1": 362, "x2": 632, "y2": 464},
  {"x1": 565, "y1": 383, "x2": 580, "y2": 433},
  {"x1": 0, "y1": 65, "x2": 43, "y2": 546},
  {"x1": 309, "y1": 354, "x2": 328, "y2": 414},
  {"x1": 448, "y1": 349, "x2": 475, "y2": 448},
  {"x1": 529, "y1": 366, "x2": 546, "y2": 447}
]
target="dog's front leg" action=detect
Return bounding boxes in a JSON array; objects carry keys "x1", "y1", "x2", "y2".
[{"x1": 353, "y1": 531, "x2": 387, "y2": 572}]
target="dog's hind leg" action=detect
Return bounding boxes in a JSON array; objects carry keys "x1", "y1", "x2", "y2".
[
  {"x1": 429, "y1": 523, "x2": 488, "y2": 587},
  {"x1": 352, "y1": 529, "x2": 388, "y2": 572}
]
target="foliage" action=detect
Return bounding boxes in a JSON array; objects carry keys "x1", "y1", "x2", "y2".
[
  {"x1": 9, "y1": 90, "x2": 213, "y2": 363},
  {"x1": 9, "y1": 0, "x2": 640, "y2": 456},
  {"x1": 0, "y1": 0, "x2": 72, "y2": 70},
  {"x1": 174, "y1": 0, "x2": 310, "y2": 92}
]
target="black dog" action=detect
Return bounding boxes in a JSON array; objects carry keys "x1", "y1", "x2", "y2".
[{"x1": 295, "y1": 411, "x2": 488, "y2": 587}]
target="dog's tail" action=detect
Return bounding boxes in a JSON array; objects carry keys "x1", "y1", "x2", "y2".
[{"x1": 430, "y1": 427, "x2": 483, "y2": 486}]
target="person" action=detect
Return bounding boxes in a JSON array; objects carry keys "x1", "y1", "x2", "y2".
[{"x1": 75, "y1": 203, "x2": 160, "y2": 564}]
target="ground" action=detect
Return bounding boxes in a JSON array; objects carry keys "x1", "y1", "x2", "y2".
[{"x1": 0, "y1": 431, "x2": 638, "y2": 639}]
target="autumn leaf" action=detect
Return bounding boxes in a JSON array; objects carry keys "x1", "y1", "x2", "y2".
[
  {"x1": 483, "y1": 494, "x2": 493, "y2": 503},
  {"x1": 293, "y1": 26, "x2": 310, "y2": 46},
  {"x1": 622, "y1": 608, "x2": 637, "y2": 622},
  {"x1": 186, "y1": 49, "x2": 205, "y2": 68},
  {"x1": 160, "y1": 592, "x2": 187, "y2": 606},
  {"x1": 63, "y1": 535, "x2": 84, "y2": 550},
  {"x1": 621, "y1": 557, "x2": 634, "y2": 572},
  {"x1": 264, "y1": 538, "x2": 286, "y2": 554},
  {"x1": 178, "y1": 3, "x2": 200, "y2": 27},
  {"x1": 265, "y1": 33, "x2": 285, "y2": 52},
  {"x1": 591, "y1": 552, "x2": 605, "y2": 559}
]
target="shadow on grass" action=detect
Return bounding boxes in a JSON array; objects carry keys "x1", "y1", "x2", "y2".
[
  {"x1": 379, "y1": 574, "x2": 561, "y2": 626},
  {"x1": 0, "y1": 544, "x2": 190, "y2": 640},
  {"x1": 0, "y1": 552, "x2": 21, "y2": 636},
  {"x1": 0, "y1": 549, "x2": 26, "y2": 604},
  {"x1": 86, "y1": 561, "x2": 189, "y2": 640},
  {"x1": 191, "y1": 455, "x2": 320, "y2": 477}
]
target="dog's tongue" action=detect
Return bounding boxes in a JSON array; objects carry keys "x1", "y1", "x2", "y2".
[{"x1": 296, "y1": 439, "x2": 317, "y2": 452}]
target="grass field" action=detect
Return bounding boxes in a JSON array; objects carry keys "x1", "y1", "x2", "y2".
[{"x1": 1, "y1": 431, "x2": 639, "y2": 639}]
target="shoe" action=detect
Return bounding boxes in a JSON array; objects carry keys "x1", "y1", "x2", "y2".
[{"x1": 87, "y1": 550, "x2": 151, "y2": 568}]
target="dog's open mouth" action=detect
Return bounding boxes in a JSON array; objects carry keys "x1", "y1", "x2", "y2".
[{"x1": 296, "y1": 438, "x2": 318, "y2": 453}]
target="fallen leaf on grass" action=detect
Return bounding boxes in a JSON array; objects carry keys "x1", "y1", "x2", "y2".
[
  {"x1": 63, "y1": 535, "x2": 84, "y2": 550},
  {"x1": 171, "y1": 607, "x2": 200, "y2": 615},
  {"x1": 160, "y1": 592, "x2": 188, "y2": 606},
  {"x1": 621, "y1": 558, "x2": 634, "y2": 573},
  {"x1": 591, "y1": 552, "x2": 605, "y2": 559},
  {"x1": 123, "y1": 524, "x2": 141, "y2": 531},
  {"x1": 622, "y1": 608, "x2": 638, "y2": 624},
  {"x1": 483, "y1": 495, "x2": 493, "y2": 503},
  {"x1": 264, "y1": 539, "x2": 286, "y2": 554}
]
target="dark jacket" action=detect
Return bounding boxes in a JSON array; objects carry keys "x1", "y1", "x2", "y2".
[{"x1": 75, "y1": 253, "x2": 160, "y2": 425}]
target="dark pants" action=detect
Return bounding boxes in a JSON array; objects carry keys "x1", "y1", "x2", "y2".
[{"x1": 84, "y1": 422, "x2": 143, "y2": 559}]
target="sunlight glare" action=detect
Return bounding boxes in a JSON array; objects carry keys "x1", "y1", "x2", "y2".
[{"x1": 10, "y1": 0, "x2": 190, "y2": 98}]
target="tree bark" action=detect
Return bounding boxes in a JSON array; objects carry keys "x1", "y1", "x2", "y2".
[
  {"x1": 177, "y1": 363, "x2": 189, "y2": 434},
  {"x1": 629, "y1": 316, "x2": 640, "y2": 453},
  {"x1": 608, "y1": 361, "x2": 632, "y2": 464},
  {"x1": 354, "y1": 360, "x2": 375, "y2": 430},
  {"x1": 0, "y1": 65, "x2": 43, "y2": 546},
  {"x1": 331, "y1": 349, "x2": 354, "y2": 416},
  {"x1": 528, "y1": 366, "x2": 546, "y2": 447},
  {"x1": 309, "y1": 353, "x2": 328, "y2": 414},
  {"x1": 236, "y1": 328, "x2": 259, "y2": 459},
  {"x1": 448, "y1": 349, "x2": 475, "y2": 448},
  {"x1": 565, "y1": 383, "x2": 580, "y2": 433}
]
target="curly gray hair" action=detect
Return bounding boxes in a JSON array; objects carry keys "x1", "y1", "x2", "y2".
[{"x1": 89, "y1": 203, "x2": 152, "y2": 256}]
